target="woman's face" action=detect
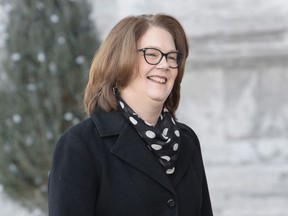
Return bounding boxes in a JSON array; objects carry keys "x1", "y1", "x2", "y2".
[{"x1": 122, "y1": 26, "x2": 178, "y2": 106}]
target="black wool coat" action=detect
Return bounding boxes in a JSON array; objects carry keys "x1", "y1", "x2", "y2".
[{"x1": 48, "y1": 108, "x2": 213, "y2": 216}]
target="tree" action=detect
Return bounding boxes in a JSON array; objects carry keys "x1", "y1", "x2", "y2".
[{"x1": 0, "y1": 0, "x2": 99, "y2": 212}]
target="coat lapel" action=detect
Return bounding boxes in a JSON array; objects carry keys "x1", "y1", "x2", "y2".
[
  {"x1": 91, "y1": 109, "x2": 195, "y2": 194},
  {"x1": 111, "y1": 124, "x2": 176, "y2": 194},
  {"x1": 170, "y1": 127, "x2": 195, "y2": 187},
  {"x1": 92, "y1": 109, "x2": 175, "y2": 194}
]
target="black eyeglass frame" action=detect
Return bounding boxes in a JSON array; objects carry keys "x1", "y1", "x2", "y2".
[{"x1": 137, "y1": 48, "x2": 183, "y2": 69}]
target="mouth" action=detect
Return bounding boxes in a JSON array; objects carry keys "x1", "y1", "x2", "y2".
[{"x1": 147, "y1": 76, "x2": 167, "y2": 84}]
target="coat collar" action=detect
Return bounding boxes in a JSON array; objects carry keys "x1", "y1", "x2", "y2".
[
  {"x1": 91, "y1": 108, "x2": 195, "y2": 193},
  {"x1": 91, "y1": 108, "x2": 126, "y2": 137}
]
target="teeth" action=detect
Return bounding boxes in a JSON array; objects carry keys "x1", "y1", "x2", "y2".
[{"x1": 148, "y1": 76, "x2": 166, "y2": 83}]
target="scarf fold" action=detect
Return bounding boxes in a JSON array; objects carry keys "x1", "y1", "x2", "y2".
[{"x1": 115, "y1": 93, "x2": 180, "y2": 175}]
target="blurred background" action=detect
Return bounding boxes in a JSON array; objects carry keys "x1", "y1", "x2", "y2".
[{"x1": 0, "y1": 0, "x2": 287, "y2": 215}]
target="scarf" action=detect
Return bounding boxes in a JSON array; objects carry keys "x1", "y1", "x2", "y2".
[{"x1": 115, "y1": 94, "x2": 180, "y2": 175}]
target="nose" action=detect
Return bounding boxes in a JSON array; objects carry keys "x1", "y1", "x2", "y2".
[{"x1": 156, "y1": 56, "x2": 169, "y2": 70}]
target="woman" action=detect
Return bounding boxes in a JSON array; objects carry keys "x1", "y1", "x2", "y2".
[{"x1": 48, "y1": 14, "x2": 213, "y2": 216}]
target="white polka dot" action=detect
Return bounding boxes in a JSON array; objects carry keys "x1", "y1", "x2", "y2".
[
  {"x1": 163, "y1": 128, "x2": 168, "y2": 136},
  {"x1": 146, "y1": 130, "x2": 156, "y2": 138},
  {"x1": 162, "y1": 134, "x2": 168, "y2": 140},
  {"x1": 165, "y1": 138, "x2": 171, "y2": 143},
  {"x1": 161, "y1": 156, "x2": 171, "y2": 161},
  {"x1": 173, "y1": 143, "x2": 179, "y2": 151},
  {"x1": 119, "y1": 101, "x2": 124, "y2": 109},
  {"x1": 174, "y1": 130, "x2": 180, "y2": 137},
  {"x1": 171, "y1": 117, "x2": 176, "y2": 125},
  {"x1": 151, "y1": 144, "x2": 162, "y2": 150},
  {"x1": 129, "y1": 117, "x2": 138, "y2": 125},
  {"x1": 166, "y1": 167, "x2": 175, "y2": 174}
]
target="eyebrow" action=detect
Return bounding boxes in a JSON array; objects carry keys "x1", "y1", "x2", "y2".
[{"x1": 142, "y1": 46, "x2": 178, "y2": 52}]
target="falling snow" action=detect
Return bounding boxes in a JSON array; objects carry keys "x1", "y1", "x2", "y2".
[
  {"x1": 12, "y1": 114, "x2": 22, "y2": 124},
  {"x1": 37, "y1": 52, "x2": 46, "y2": 63},
  {"x1": 10, "y1": 53, "x2": 21, "y2": 62},
  {"x1": 50, "y1": 14, "x2": 59, "y2": 23}
]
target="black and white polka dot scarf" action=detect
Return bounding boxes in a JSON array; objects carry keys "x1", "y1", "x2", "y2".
[{"x1": 115, "y1": 94, "x2": 180, "y2": 175}]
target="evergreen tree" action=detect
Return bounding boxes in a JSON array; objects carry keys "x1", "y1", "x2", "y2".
[{"x1": 0, "y1": 0, "x2": 99, "y2": 211}]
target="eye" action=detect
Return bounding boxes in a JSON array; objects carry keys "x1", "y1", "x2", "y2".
[
  {"x1": 167, "y1": 53, "x2": 177, "y2": 62},
  {"x1": 145, "y1": 49, "x2": 160, "y2": 58}
]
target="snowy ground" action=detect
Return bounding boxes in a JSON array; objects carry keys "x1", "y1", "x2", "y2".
[{"x1": 0, "y1": 185, "x2": 43, "y2": 216}]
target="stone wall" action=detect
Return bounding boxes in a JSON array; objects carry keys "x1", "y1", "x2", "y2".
[{"x1": 178, "y1": 35, "x2": 288, "y2": 215}]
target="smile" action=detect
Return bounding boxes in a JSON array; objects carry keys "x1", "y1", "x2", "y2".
[{"x1": 147, "y1": 76, "x2": 167, "y2": 84}]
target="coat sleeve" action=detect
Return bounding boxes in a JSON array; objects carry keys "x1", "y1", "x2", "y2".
[
  {"x1": 201, "y1": 170, "x2": 213, "y2": 216},
  {"x1": 185, "y1": 125, "x2": 214, "y2": 216},
  {"x1": 194, "y1": 133, "x2": 213, "y2": 216},
  {"x1": 48, "y1": 130, "x2": 97, "y2": 216}
]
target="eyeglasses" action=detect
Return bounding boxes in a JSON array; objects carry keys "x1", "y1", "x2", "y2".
[{"x1": 137, "y1": 48, "x2": 182, "y2": 69}]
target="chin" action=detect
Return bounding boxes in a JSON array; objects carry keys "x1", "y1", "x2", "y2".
[
  {"x1": 147, "y1": 90, "x2": 170, "y2": 103},
  {"x1": 149, "y1": 95, "x2": 168, "y2": 103}
]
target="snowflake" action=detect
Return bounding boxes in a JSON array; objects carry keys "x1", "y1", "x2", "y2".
[
  {"x1": 64, "y1": 112, "x2": 73, "y2": 121},
  {"x1": 73, "y1": 118, "x2": 80, "y2": 125},
  {"x1": 49, "y1": 62, "x2": 57, "y2": 74},
  {"x1": 11, "y1": 53, "x2": 21, "y2": 62},
  {"x1": 26, "y1": 83, "x2": 37, "y2": 92},
  {"x1": 57, "y1": 36, "x2": 66, "y2": 44},
  {"x1": 34, "y1": 177, "x2": 42, "y2": 185},
  {"x1": 12, "y1": 114, "x2": 22, "y2": 124},
  {"x1": 50, "y1": 14, "x2": 59, "y2": 24},
  {"x1": 25, "y1": 136, "x2": 33, "y2": 146},
  {"x1": 37, "y1": 52, "x2": 46, "y2": 63},
  {"x1": 36, "y1": 2, "x2": 45, "y2": 10},
  {"x1": 75, "y1": 55, "x2": 85, "y2": 65},
  {"x1": 3, "y1": 3, "x2": 13, "y2": 13},
  {"x1": 8, "y1": 163, "x2": 18, "y2": 173}
]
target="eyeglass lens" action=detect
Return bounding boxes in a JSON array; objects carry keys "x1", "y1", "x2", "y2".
[{"x1": 142, "y1": 48, "x2": 181, "y2": 68}]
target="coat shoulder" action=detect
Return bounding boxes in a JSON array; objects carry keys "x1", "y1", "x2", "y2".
[
  {"x1": 178, "y1": 121, "x2": 202, "y2": 150},
  {"x1": 178, "y1": 122, "x2": 199, "y2": 140},
  {"x1": 54, "y1": 117, "x2": 97, "y2": 152},
  {"x1": 65, "y1": 117, "x2": 96, "y2": 138}
]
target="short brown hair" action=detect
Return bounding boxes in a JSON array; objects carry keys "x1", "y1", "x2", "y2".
[{"x1": 84, "y1": 14, "x2": 189, "y2": 115}]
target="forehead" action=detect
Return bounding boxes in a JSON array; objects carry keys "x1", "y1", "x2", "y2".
[{"x1": 137, "y1": 26, "x2": 176, "y2": 50}]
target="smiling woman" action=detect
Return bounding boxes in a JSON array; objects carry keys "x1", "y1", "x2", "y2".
[
  {"x1": 120, "y1": 26, "x2": 180, "y2": 124},
  {"x1": 48, "y1": 14, "x2": 213, "y2": 216}
]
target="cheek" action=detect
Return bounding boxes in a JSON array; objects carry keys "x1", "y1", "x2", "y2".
[
  {"x1": 138, "y1": 62, "x2": 154, "y2": 77},
  {"x1": 171, "y1": 70, "x2": 178, "y2": 82}
]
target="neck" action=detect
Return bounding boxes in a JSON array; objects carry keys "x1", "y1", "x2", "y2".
[
  {"x1": 136, "y1": 106, "x2": 162, "y2": 126},
  {"x1": 120, "y1": 92, "x2": 163, "y2": 126}
]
